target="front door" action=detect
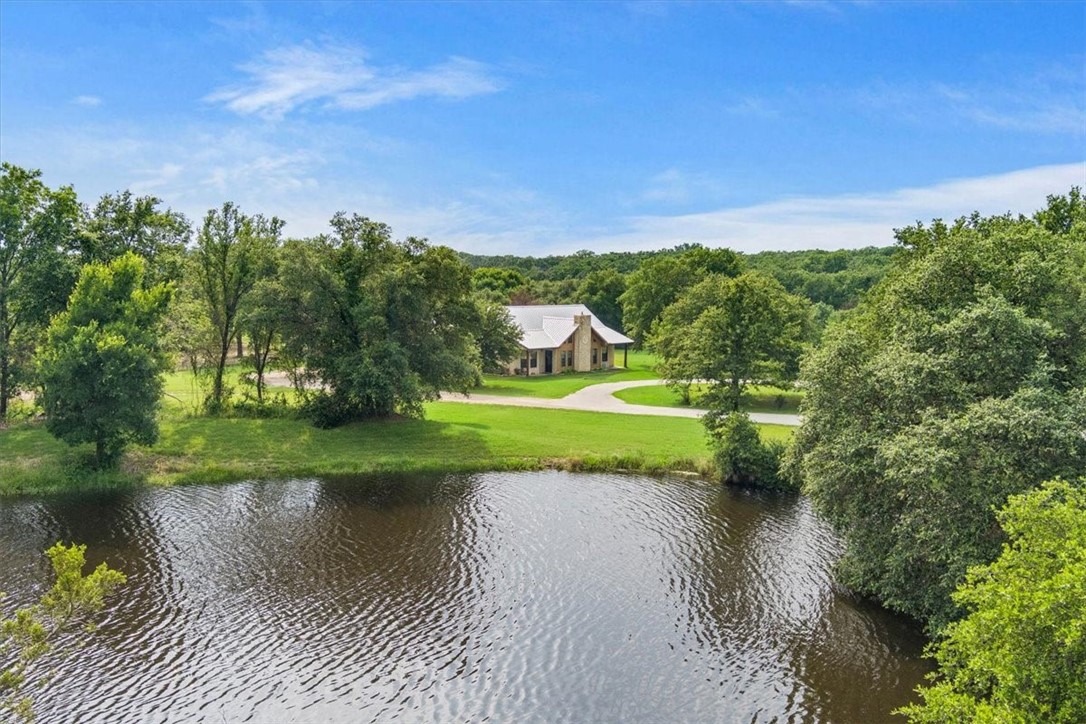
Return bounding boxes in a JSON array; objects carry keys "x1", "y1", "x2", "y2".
[{"x1": 544, "y1": 349, "x2": 553, "y2": 374}]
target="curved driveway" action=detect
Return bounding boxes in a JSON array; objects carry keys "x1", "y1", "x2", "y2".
[{"x1": 440, "y1": 379, "x2": 802, "y2": 427}]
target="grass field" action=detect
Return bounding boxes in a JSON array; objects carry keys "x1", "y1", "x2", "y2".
[
  {"x1": 0, "y1": 399, "x2": 793, "y2": 496},
  {"x1": 473, "y1": 349, "x2": 659, "y2": 398},
  {"x1": 1, "y1": 353, "x2": 803, "y2": 497},
  {"x1": 613, "y1": 383, "x2": 804, "y2": 413}
]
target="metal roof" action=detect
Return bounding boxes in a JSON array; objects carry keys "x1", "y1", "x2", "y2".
[{"x1": 505, "y1": 304, "x2": 634, "y2": 349}]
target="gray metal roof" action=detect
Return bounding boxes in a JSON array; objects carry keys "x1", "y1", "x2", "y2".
[{"x1": 505, "y1": 304, "x2": 634, "y2": 349}]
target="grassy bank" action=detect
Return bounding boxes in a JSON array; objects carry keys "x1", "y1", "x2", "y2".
[
  {"x1": 473, "y1": 350, "x2": 659, "y2": 398},
  {"x1": 0, "y1": 401, "x2": 793, "y2": 497},
  {"x1": 613, "y1": 383, "x2": 804, "y2": 413}
]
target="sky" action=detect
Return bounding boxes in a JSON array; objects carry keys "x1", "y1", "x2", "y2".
[{"x1": 1, "y1": 1, "x2": 1083, "y2": 255}]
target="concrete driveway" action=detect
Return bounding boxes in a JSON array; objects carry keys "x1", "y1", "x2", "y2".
[{"x1": 440, "y1": 379, "x2": 802, "y2": 427}]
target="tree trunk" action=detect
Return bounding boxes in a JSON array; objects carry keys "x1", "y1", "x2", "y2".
[
  {"x1": 236, "y1": 334, "x2": 243, "y2": 359},
  {"x1": 213, "y1": 335, "x2": 229, "y2": 408},
  {"x1": 0, "y1": 298, "x2": 9, "y2": 419},
  {"x1": 730, "y1": 377, "x2": 741, "y2": 412},
  {"x1": 0, "y1": 348, "x2": 8, "y2": 419}
]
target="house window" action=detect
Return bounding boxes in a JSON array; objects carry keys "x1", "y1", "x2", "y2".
[
  {"x1": 530, "y1": 351, "x2": 538, "y2": 368},
  {"x1": 592, "y1": 348, "x2": 598, "y2": 365},
  {"x1": 602, "y1": 347, "x2": 609, "y2": 362}
]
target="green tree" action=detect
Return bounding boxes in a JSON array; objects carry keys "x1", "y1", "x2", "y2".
[
  {"x1": 37, "y1": 253, "x2": 173, "y2": 467},
  {"x1": 620, "y1": 255, "x2": 696, "y2": 346},
  {"x1": 1, "y1": 542, "x2": 126, "y2": 722},
  {"x1": 786, "y1": 191, "x2": 1086, "y2": 631},
  {"x1": 651, "y1": 271, "x2": 810, "y2": 412},
  {"x1": 277, "y1": 214, "x2": 482, "y2": 426},
  {"x1": 192, "y1": 202, "x2": 282, "y2": 411},
  {"x1": 475, "y1": 299, "x2": 522, "y2": 374},
  {"x1": 81, "y1": 191, "x2": 191, "y2": 284},
  {"x1": 899, "y1": 479, "x2": 1086, "y2": 724},
  {"x1": 620, "y1": 245, "x2": 742, "y2": 345},
  {"x1": 575, "y1": 268, "x2": 626, "y2": 331},
  {"x1": 238, "y1": 274, "x2": 284, "y2": 404},
  {"x1": 472, "y1": 266, "x2": 529, "y2": 304},
  {"x1": 0, "y1": 164, "x2": 82, "y2": 418}
]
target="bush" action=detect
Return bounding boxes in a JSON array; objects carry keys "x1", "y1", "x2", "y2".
[{"x1": 705, "y1": 411, "x2": 790, "y2": 489}]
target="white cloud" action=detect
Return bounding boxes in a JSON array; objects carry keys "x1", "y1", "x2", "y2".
[
  {"x1": 129, "y1": 162, "x2": 183, "y2": 195},
  {"x1": 205, "y1": 44, "x2": 502, "y2": 120},
  {"x1": 641, "y1": 168, "x2": 728, "y2": 205},
  {"x1": 572, "y1": 162, "x2": 1086, "y2": 253},
  {"x1": 72, "y1": 95, "x2": 102, "y2": 107}
]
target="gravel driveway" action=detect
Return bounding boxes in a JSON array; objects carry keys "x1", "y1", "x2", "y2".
[{"x1": 440, "y1": 379, "x2": 802, "y2": 426}]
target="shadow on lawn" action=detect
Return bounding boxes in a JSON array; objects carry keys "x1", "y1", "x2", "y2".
[{"x1": 157, "y1": 414, "x2": 495, "y2": 473}]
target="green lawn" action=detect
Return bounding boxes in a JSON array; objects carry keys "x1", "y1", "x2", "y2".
[
  {"x1": 613, "y1": 383, "x2": 804, "y2": 414},
  {"x1": 0, "y1": 399, "x2": 793, "y2": 496},
  {"x1": 474, "y1": 349, "x2": 659, "y2": 398}
]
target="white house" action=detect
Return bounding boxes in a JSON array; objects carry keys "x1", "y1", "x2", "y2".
[{"x1": 503, "y1": 304, "x2": 634, "y2": 375}]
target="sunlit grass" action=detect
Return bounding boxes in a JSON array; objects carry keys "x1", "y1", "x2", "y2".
[
  {"x1": 613, "y1": 383, "x2": 804, "y2": 413},
  {"x1": 0, "y1": 399, "x2": 793, "y2": 496},
  {"x1": 475, "y1": 349, "x2": 659, "y2": 398}
]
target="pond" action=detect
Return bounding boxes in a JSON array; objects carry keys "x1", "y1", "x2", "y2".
[{"x1": 0, "y1": 471, "x2": 930, "y2": 722}]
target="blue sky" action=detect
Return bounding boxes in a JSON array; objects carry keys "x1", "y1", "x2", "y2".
[{"x1": 1, "y1": 1, "x2": 1083, "y2": 254}]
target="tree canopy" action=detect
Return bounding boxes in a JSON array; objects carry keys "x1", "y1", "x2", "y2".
[
  {"x1": 81, "y1": 190, "x2": 190, "y2": 285},
  {"x1": 786, "y1": 190, "x2": 1086, "y2": 631},
  {"x1": 192, "y1": 202, "x2": 282, "y2": 411},
  {"x1": 37, "y1": 253, "x2": 173, "y2": 467},
  {"x1": 899, "y1": 479, "x2": 1086, "y2": 724},
  {"x1": 651, "y1": 271, "x2": 810, "y2": 413},
  {"x1": 276, "y1": 214, "x2": 485, "y2": 426},
  {"x1": 0, "y1": 164, "x2": 81, "y2": 418}
]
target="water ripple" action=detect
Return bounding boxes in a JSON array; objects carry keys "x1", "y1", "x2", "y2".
[{"x1": 0, "y1": 471, "x2": 930, "y2": 723}]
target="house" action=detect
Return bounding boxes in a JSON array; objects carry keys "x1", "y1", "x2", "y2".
[{"x1": 502, "y1": 304, "x2": 634, "y2": 375}]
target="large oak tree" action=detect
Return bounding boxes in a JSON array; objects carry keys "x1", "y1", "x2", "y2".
[{"x1": 786, "y1": 190, "x2": 1086, "y2": 631}]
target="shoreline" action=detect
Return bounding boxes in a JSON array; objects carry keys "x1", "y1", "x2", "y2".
[{"x1": 2, "y1": 401, "x2": 796, "y2": 498}]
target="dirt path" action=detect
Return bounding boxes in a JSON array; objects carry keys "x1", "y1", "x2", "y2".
[{"x1": 440, "y1": 379, "x2": 802, "y2": 427}]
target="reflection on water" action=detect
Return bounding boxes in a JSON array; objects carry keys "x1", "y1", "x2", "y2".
[{"x1": 0, "y1": 472, "x2": 930, "y2": 722}]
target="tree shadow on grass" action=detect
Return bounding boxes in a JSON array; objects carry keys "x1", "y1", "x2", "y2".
[{"x1": 155, "y1": 415, "x2": 495, "y2": 476}]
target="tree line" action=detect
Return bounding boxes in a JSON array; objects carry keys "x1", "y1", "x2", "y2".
[
  {"x1": 464, "y1": 242, "x2": 895, "y2": 333},
  {"x1": 1, "y1": 163, "x2": 524, "y2": 464}
]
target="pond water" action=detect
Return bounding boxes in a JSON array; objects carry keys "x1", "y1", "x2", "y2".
[{"x1": 0, "y1": 471, "x2": 930, "y2": 723}]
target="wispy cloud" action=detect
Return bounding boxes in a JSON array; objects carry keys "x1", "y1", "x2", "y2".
[
  {"x1": 576, "y1": 162, "x2": 1086, "y2": 253},
  {"x1": 72, "y1": 95, "x2": 102, "y2": 107},
  {"x1": 206, "y1": 43, "x2": 502, "y2": 120},
  {"x1": 931, "y1": 81, "x2": 1085, "y2": 135},
  {"x1": 853, "y1": 64, "x2": 1086, "y2": 135},
  {"x1": 128, "y1": 162, "x2": 183, "y2": 195},
  {"x1": 725, "y1": 96, "x2": 779, "y2": 119},
  {"x1": 642, "y1": 168, "x2": 728, "y2": 205}
]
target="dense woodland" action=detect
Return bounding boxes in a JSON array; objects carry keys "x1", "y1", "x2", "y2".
[{"x1": 2, "y1": 160, "x2": 1084, "y2": 722}]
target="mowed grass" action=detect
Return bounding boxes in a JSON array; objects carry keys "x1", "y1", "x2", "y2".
[
  {"x1": 0, "y1": 401, "x2": 794, "y2": 496},
  {"x1": 614, "y1": 383, "x2": 804, "y2": 414},
  {"x1": 475, "y1": 349, "x2": 659, "y2": 398}
]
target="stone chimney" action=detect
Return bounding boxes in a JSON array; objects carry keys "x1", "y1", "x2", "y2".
[{"x1": 573, "y1": 313, "x2": 592, "y2": 372}]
